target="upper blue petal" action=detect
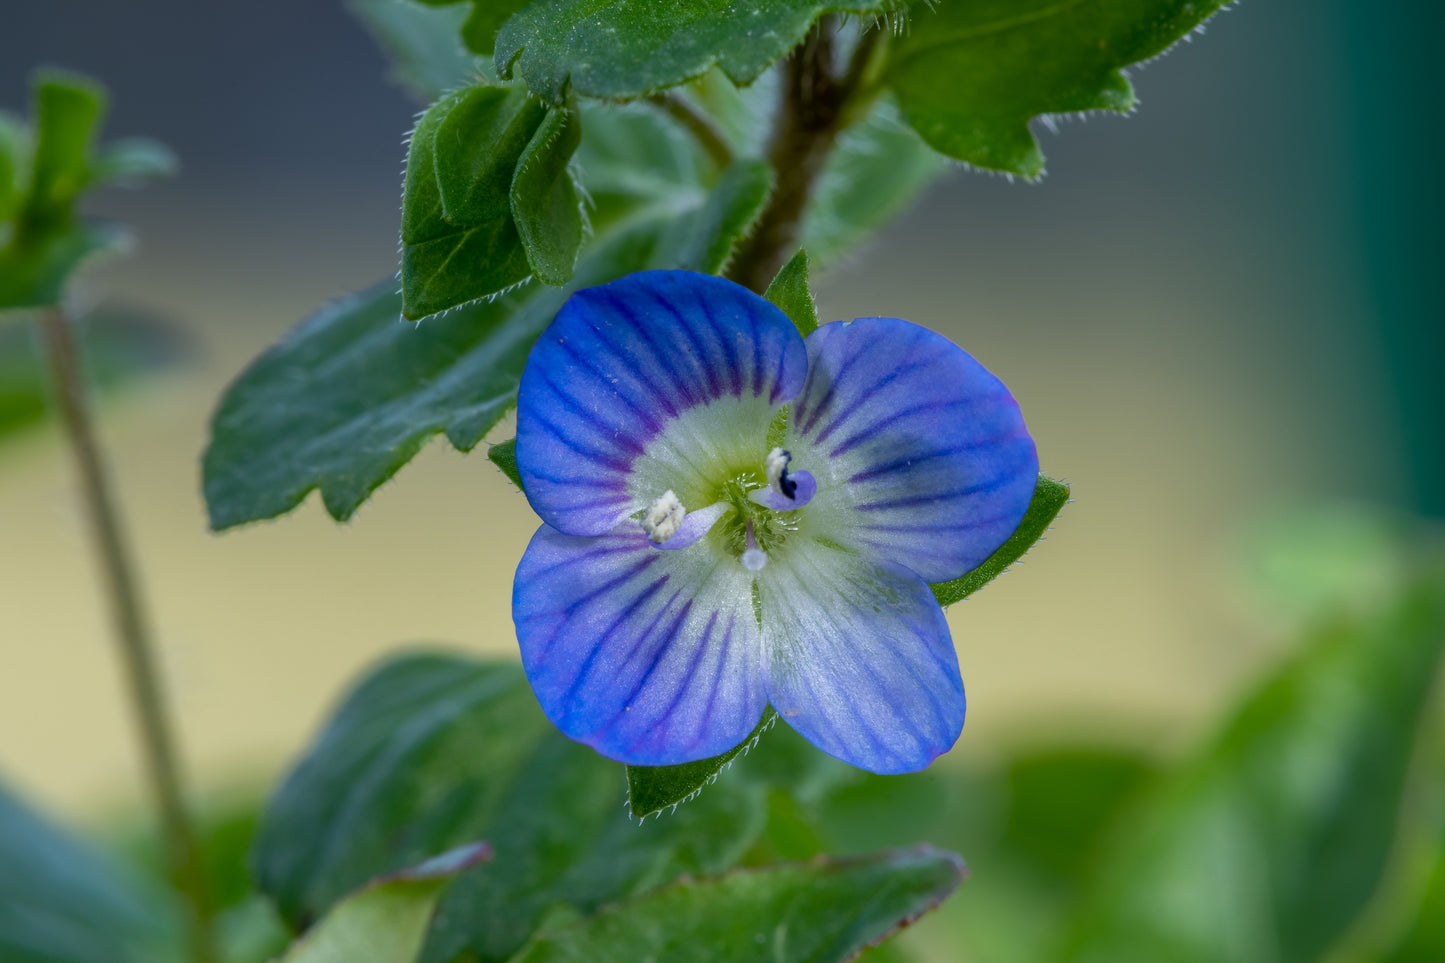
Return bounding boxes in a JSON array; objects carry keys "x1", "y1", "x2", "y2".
[
  {"x1": 513, "y1": 521, "x2": 766, "y2": 765},
  {"x1": 784, "y1": 317, "x2": 1039, "y2": 584},
  {"x1": 515, "y1": 270, "x2": 808, "y2": 537}
]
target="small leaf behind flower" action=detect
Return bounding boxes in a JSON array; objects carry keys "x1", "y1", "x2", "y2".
[
  {"x1": 487, "y1": 437, "x2": 522, "y2": 489},
  {"x1": 509, "y1": 846, "x2": 965, "y2": 963},
  {"x1": 763, "y1": 249, "x2": 819, "y2": 337},
  {"x1": 931, "y1": 475, "x2": 1070, "y2": 607},
  {"x1": 627, "y1": 708, "x2": 779, "y2": 818}
]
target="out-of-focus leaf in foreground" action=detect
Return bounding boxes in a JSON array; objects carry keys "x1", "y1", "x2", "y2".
[
  {"x1": 276, "y1": 844, "x2": 491, "y2": 963},
  {"x1": 1054, "y1": 567, "x2": 1445, "y2": 963},
  {"x1": 511, "y1": 846, "x2": 965, "y2": 963},
  {"x1": 253, "y1": 652, "x2": 843, "y2": 963},
  {"x1": 887, "y1": 0, "x2": 1230, "y2": 177},
  {"x1": 0, "y1": 779, "x2": 178, "y2": 963}
]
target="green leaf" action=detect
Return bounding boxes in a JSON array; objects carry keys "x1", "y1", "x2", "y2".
[
  {"x1": 277, "y1": 844, "x2": 491, "y2": 963},
  {"x1": 0, "y1": 111, "x2": 22, "y2": 221},
  {"x1": 28, "y1": 71, "x2": 106, "y2": 220},
  {"x1": 510, "y1": 846, "x2": 965, "y2": 963},
  {"x1": 626, "y1": 708, "x2": 780, "y2": 818},
  {"x1": 0, "y1": 221, "x2": 130, "y2": 313},
  {"x1": 801, "y1": 98, "x2": 948, "y2": 266},
  {"x1": 886, "y1": 0, "x2": 1229, "y2": 177},
  {"x1": 931, "y1": 475, "x2": 1069, "y2": 607},
  {"x1": 762, "y1": 249, "x2": 818, "y2": 336},
  {"x1": 511, "y1": 105, "x2": 584, "y2": 284},
  {"x1": 0, "y1": 778, "x2": 178, "y2": 963},
  {"x1": 1055, "y1": 569, "x2": 1445, "y2": 963},
  {"x1": 0, "y1": 71, "x2": 171, "y2": 313},
  {"x1": 349, "y1": 0, "x2": 481, "y2": 101},
  {"x1": 400, "y1": 86, "x2": 538, "y2": 319},
  {"x1": 205, "y1": 157, "x2": 768, "y2": 529},
  {"x1": 90, "y1": 137, "x2": 178, "y2": 185},
  {"x1": 495, "y1": 0, "x2": 900, "y2": 104},
  {"x1": 486, "y1": 437, "x2": 522, "y2": 489},
  {"x1": 252, "y1": 652, "x2": 815, "y2": 963}
]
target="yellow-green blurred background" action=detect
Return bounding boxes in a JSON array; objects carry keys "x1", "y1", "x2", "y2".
[{"x1": 1, "y1": 3, "x2": 1441, "y2": 954}]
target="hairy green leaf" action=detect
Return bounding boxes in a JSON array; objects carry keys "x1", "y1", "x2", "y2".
[
  {"x1": 496, "y1": 0, "x2": 899, "y2": 104},
  {"x1": 762, "y1": 248, "x2": 818, "y2": 336},
  {"x1": 931, "y1": 475, "x2": 1069, "y2": 607},
  {"x1": 253, "y1": 653, "x2": 833, "y2": 963},
  {"x1": 511, "y1": 846, "x2": 965, "y2": 963},
  {"x1": 349, "y1": 0, "x2": 481, "y2": 101},
  {"x1": 0, "y1": 779, "x2": 177, "y2": 963},
  {"x1": 206, "y1": 154, "x2": 766, "y2": 528},
  {"x1": 511, "y1": 105, "x2": 584, "y2": 284},
  {"x1": 277, "y1": 844, "x2": 491, "y2": 963},
  {"x1": 1055, "y1": 569, "x2": 1445, "y2": 963},
  {"x1": 887, "y1": 0, "x2": 1229, "y2": 177},
  {"x1": 400, "y1": 86, "x2": 535, "y2": 319},
  {"x1": 626, "y1": 708, "x2": 780, "y2": 818}
]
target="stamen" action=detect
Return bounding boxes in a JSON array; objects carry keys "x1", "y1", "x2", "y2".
[
  {"x1": 765, "y1": 447, "x2": 796, "y2": 499},
  {"x1": 741, "y1": 518, "x2": 768, "y2": 571},
  {"x1": 640, "y1": 490, "x2": 686, "y2": 544}
]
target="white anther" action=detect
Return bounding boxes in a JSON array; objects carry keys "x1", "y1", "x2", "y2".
[
  {"x1": 765, "y1": 447, "x2": 792, "y2": 496},
  {"x1": 640, "y1": 490, "x2": 686, "y2": 544}
]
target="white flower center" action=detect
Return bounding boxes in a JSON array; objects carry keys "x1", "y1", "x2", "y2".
[{"x1": 640, "y1": 490, "x2": 686, "y2": 544}]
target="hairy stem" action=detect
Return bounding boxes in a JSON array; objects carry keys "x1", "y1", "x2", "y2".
[
  {"x1": 649, "y1": 90, "x2": 734, "y2": 170},
  {"x1": 727, "y1": 19, "x2": 883, "y2": 293},
  {"x1": 39, "y1": 307, "x2": 217, "y2": 963}
]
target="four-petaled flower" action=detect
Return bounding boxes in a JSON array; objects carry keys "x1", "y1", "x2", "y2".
[{"x1": 512, "y1": 270, "x2": 1038, "y2": 773}]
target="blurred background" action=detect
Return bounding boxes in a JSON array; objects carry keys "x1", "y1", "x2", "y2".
[{"x1": 0, "y1": 1, "x2": 1441, "y2": 960}]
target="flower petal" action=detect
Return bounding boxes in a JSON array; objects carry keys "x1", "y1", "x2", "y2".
[
  {"x1": 759, "y1": 536, "x2": 964, "y2": 774},
  {"x1": 513, "y1": 523, "x2": 766, "y2": 765},
  {"x1": 785, "y1": 317, "x2": 1038, "y2": 583},
  {"x1": 515, "y1": 270, "x2": 808, "y2": 537}
]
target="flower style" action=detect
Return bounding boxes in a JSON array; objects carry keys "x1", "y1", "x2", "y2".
[{"x1": 512, "y1": 270, "x2": 1038, "y2": 774}]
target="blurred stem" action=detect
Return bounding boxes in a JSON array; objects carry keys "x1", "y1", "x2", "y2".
[
  {"x1": 727, "y1": 19, "x2": 886, "y2": 293},
  {"x1": 38, "y1": 307, "x2": 217, "y2": 963},
  {"x1": 649, "y1": 90, "x2": 734, "y2": 170}
]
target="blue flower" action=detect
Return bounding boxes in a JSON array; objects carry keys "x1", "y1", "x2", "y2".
[{"x1": 512, "y1": 270, "x2": 1038, "y2": 774}]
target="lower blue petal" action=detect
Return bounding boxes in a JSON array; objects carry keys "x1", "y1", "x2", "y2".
[
  {"x1": 759, "y1": 536, "x2": 965, "y2": 774},
  {"x1": 513, "y1": 522, "x2": 766, "y2": 765}
]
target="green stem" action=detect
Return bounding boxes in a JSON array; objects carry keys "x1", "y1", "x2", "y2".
[
  {"x1": 38, "y1": 307, "x2": 217, "y2": 963},
  {"x1": 726, "y1": 19, "x2": 885, "y2": 293},
  {"x1": 648, "y1": 90, "x2": 735, "y2": 171}
]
